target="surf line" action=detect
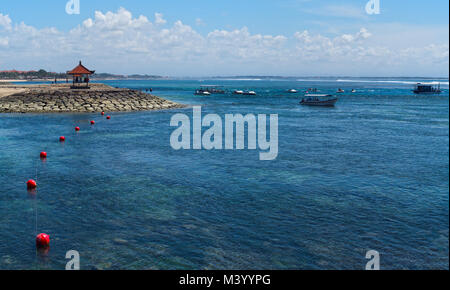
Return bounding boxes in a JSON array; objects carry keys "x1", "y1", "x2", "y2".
[{"x1": 170, "y1": 106, "x2": 278, "y2": 161}]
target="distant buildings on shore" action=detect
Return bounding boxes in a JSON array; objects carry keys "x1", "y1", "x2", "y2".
[
  {"x1": 0, "y1": 70, "x2": 38, "y2": 74},
  {"x1": 0, "y1": 69, "x2": 62, "y2": 81},
  {"x1": 0, "y1": 68, "x2": 165, "y2": 81}
]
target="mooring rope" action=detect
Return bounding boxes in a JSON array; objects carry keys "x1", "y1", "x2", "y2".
[
  {"x1": 34, "y1": 157, "x2": 39, "y2": 268},
  {"x1": 35, "y1": 158, "x2": 38, "y2": 237}
]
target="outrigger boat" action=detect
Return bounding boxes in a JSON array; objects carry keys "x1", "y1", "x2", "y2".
[
  {"x1": 300, "y1": 94, "x2": 338, "y2": 107},
  {"x1": 194, "y1": 89, "x2": 211, "y2": 95},
  {"x1": 194, "y1": 85, "x2": 225, "y2": 95}
]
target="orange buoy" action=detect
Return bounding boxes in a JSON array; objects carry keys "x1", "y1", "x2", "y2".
[
  {"x1": 106, "y1": 116, "x2": 111, "y2": 120},
  {"x1": 27, "y1": 179, "x2": 37, "y2": 189},
  {"x1": 40, "y1": 152, "x2": 47, "y2": 159},
  {"x1": 59, "y1": 136, "x2": 66, "y2": 142},
  {"x1": 75, "y1": 126, "x2": 80, "y2": 131},
  {"x1": 101, "y1": 112, "x2": 105, "y2": 116},
  {"x1": 36, "y1": 233, "x2": 50, "y2": 248}
]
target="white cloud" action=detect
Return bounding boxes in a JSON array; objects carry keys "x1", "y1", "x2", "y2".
[
  {"x1": 0, "y1": 8, "x2": 448, "y2": 76},
  {"x1": 0, "y1": 13, "x2": 12, "y2": 30},
  {"x1": 0, "y1": 37, "x2": 8, "y2": 47},
  {"x1": 154, "y1": 12, "x2": 167, "y2": 25}
]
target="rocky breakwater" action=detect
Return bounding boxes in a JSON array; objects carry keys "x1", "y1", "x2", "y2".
[{"x1": 0, "y1": 84, "x2": 184, "y2": 113}]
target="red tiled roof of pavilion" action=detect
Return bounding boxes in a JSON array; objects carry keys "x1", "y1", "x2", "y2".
[{"x1": 67, "y1": 61, "x2": 95, "y2": 75}]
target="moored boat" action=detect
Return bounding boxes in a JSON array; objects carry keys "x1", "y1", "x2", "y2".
[
  {"x1": 194, "y1": 89, "x2": 211, "y2": 95},
  {"x1": 233, "y1": 90, "x2": 244, "y2": 95},
  {"x1": 287, "y1": 89, "x2": 298, "y2": 93},
  {"x1": 300, "y1": 94, "x2": 338, "y2": 107},
  {"x1": 243, "y1": 91, "x2": 256, "y2": 95},
  {"x1": 194, "y1": 85, "x2": 225, "y2": 95},
  {"x1": 412, "y1": 83, "x2": 441, "y2": 94}
]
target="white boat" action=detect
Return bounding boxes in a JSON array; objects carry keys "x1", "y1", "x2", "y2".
[
  {"x1": 194, "y1": 89, "x2": 211, "y2": 95},
  {"x1": 243, "y1": 91, "x2": 256, "y2": 95},
  {"x1": 300, "y1": 94, "x2": 338, "y2": 107},
  {"x1": 194, "y1": 85, "x2": 224, "y2": 95},
  {"x1": 337, "y1": 88, "x2": 345, "y2": 93},
  {"x1": 351, "y1": 89, "x2": 356, "y2": 93},
  {"x1": 288, "y1": 89, "x2": 298, "y2": 93},
  {"x1": 233, "y1": 90, "x2": 244, "y2": 94}
]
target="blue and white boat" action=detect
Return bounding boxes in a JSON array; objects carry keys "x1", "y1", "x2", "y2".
[{"x1": 300, "y1": 94, "x2": 338, "y2": 107}]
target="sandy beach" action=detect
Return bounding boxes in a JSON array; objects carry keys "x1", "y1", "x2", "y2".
[
  {"x1": 0, "y1": 86, "x2": 28, "y2": 98},
  {"x1": 0, "y1": 79, "x2": 28, "y2": 83}
]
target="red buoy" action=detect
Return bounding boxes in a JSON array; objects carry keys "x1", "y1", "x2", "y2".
[
  {"x1": 90, "y1": 120, "x2": 95, "y2": 125},
  {"x1": 75, "y1": 126, "x2": 80, "y2": 131},
  {"x1": 106, "y1": 116, "x2": 111, "y2": 120},
  {"x1": 27, "y1": 179, "x2": 37, "y2": 189},
  {"x1": 40, "y1": 152, "x2": 47, "y2": 159},
  {"x1": 36, "y1": 233, "x2": 50, "y2": 248},
  {"x1": 59, "y1": 136, "x2": 66, "y2": 142},
  {"x1": 101, "y1": 112, "x2": 105, "y2": 116}
]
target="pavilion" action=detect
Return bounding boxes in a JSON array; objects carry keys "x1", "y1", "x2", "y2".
[{"x1": 67, "y1": 61, "x2": 95, "y2": 89}]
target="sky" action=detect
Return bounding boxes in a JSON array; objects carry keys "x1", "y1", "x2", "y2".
[{"x1": 0, "y1": 0, "x2": 448, "y2": 77}]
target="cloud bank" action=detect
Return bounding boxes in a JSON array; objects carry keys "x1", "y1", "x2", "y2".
[{"x1": 0, "y1": 8, "x2": 448, "y2": 76}]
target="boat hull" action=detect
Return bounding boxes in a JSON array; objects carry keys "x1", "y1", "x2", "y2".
[
  {"x1": 412, "y1": 90, "x2": 442, "y2": 95},
  {"x1": 300, "y1": 98, "x2": 338, "y2": 107}
]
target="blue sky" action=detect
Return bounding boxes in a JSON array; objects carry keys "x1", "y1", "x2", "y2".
[
  {"x1": 2, "y1": 0, "x2": 448, "y2": 34},
  {"x1": 0, "y1": 0, "x2": 448, "y2": 76}
]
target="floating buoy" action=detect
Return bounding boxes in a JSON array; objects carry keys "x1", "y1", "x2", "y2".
[
  {"x1": 90, "y1": 120, "x2": 95, "y2": 125},
  {"x1": 106, "y1": 116, "x2": 111, "y2": 120},
  {"x1": 36, "y1": 233, "x2": 50, "y2": 248},
  {"x1": 59, "y1": 136, "x2": 66, "y2": 142},
  {"x1": 75, "y1": 126, "x2": 80, "y2": 131},
  {"x1": 27, "y1": 179, "x2": 37, "y2": 189},
  {"x1": 40, "y1": 152, "x2": 47, "y2": 159},
  {"x1": 101, "y1": 112, "x2": 105, "y2": 116}
]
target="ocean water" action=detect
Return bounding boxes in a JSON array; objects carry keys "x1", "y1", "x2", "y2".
[{"x1": 0, "y1": 78, "x2": 448, "y2": 270}]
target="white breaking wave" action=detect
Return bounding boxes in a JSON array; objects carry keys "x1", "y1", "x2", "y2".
[
  {"x1": 212, "y1": 78, "x2": 263, "y2": 81},
  {"x1": 336, "y1": 79, "x2": 449, "y2": 86},
  {"x1": 296, "y1": 79, "x2": 338, "y2": 82}
]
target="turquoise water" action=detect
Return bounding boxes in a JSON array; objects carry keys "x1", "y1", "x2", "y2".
[{"x1": 0, "y1": 78, "x2": 448, "y2": 269}]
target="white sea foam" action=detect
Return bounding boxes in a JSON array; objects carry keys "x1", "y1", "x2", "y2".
[
  {"x1": 294, "y1": 78, "x2": 449, "y2": 86},
  {"x1": 214, "y1": 78, "x2": 263, "y2": 81},
  {"x1": 296, "y1": 79, "x2": 336, "y2": 82},
  {"x1": 335, "y1": 79, "x2": 449, "y2": 86}
]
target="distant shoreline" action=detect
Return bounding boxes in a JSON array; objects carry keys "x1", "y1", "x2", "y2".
[
  {"x1": 1, "y1": 76, "x2": 448, "y2": 82},
  {"x1": 0, "y1": 78, "x2": 168, "y2": 83}
]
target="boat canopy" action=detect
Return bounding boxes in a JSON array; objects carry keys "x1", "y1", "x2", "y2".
[
  {"x1": 415, "y1": 82, "x2": 440, "y2": 85},
  {"x1": 304, "y1": 94, "x2": 332, "y2": 97}
]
